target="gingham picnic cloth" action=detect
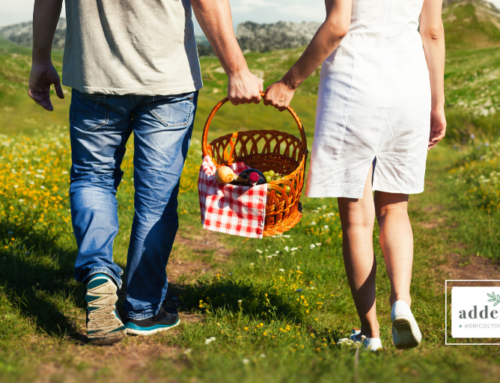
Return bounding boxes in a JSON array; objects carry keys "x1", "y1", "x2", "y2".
[{"x1": 198, "y1": 155, "x2": 268, "y2": 238}]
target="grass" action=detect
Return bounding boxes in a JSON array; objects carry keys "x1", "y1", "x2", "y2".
[{"x1": 1, "y1": 8, "x2": 500, "y2": 381}]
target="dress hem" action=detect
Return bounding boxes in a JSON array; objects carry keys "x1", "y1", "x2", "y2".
[{"x1": 305, "y1": 184, "x2": 425, "y2": 199}]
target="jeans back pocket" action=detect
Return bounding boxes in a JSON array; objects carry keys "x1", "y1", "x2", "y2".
[
  {"x1": 70, "y1": 90, "x2": 109, "y2": 132},
  {"x1": 149, "y1": 96, "x2": 195, "y2": 129}
]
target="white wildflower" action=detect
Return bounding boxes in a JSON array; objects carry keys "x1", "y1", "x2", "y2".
[
  {"x1": 260, "y1": 354, "x2": 266, "y2": 358},
  {"x1": 311, "y1": 221, "x2": 316, "y2": 225},
  {"x1": 205, "y1": 337, "x2": 216, "y2": 345},
  {"x1": 275, "y1": 251, "x2": 280, "y2": 254},
  {"x1": 242, "y1": 359, "x2": 250, "y2": 364},
  {"x1": 256, "y1": 249, "x2": 263, "y2": 254},
  {"x1": 310, "y1": 244, "x2": 316, "y2": 249},
  {"x1": 284, "y1": 246, "x2": 289, "y2": 252},
  {"x1": 279, "y1": 269, "x2": 285, "y2": 272},
  {"x1": 316, "y1": 243, "x2": 322, "y2": 246},
  {"x1": 184, "y1": 348, "x2": 192, "y2": 355},
  {"x1": 322, "y1": 205, "x2": 327, "y2": 209}
]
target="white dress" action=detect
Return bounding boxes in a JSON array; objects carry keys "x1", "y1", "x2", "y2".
[{"x1": 306, "y1": 0, "x2": 431, "y2": 199}]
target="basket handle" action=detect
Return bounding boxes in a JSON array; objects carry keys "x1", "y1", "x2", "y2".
[{"x1": 202, "y1": 92, "x2": 307, "y2": 157}]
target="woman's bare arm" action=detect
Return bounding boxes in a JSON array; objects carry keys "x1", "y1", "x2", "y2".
[
  {"x1": 420, "y1": 0, "x2": 447, "y2": 149},
  {"x1": 264, "y1": 0, "x2": 352, "y2": 111}
]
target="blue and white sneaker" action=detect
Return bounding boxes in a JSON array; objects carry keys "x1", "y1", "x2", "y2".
[
  {"x1": 125, "y1": 307, "x2": 180, "y2": 336},
  {"x1": 85, "y1": 274, "x2": 126, "y2": 345}
]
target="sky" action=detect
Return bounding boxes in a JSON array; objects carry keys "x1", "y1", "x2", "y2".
[{"x1": 0, "y1": 0, "x2": 327, "y2": 33}]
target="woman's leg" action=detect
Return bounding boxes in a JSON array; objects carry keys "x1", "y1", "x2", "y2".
[
  {"x1": 374, "y1": 192, "x2": 413, "y2": 307},
  {"x1": 338, "y1": 166, "x2": 379, "y2": 338}
]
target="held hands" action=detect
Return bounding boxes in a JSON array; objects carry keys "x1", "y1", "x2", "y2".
[
  {"x1": 227, "y1": 69, "x2": 263, "y2": 105},
  {"x1": 263, "y1": 80, "x2": 296, "y2": 112},
  {"x1": 28, "y1": 61, "x2": 64, "y2": 111},
  {"x1": 428, "y1": 107, "x2": 447, "y2": 150}
]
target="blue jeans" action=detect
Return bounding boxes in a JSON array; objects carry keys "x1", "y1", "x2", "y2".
[{"x1": 69, "y1": 89, "x2": 198, "y2": 320}]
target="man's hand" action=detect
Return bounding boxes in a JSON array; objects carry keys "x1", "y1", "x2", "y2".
[
  {"x1": 263, "y1": 80, "x2": 296, "y2": 112},
  {"x1": 28, "y1": 61, "x2": 64, "y2": 112},
  {"x1": 227, "y1": 69, "x2": 263, "y2": 105},
  {"x1": 428, "y1": 107, "x2": 446, "y2": 150}
]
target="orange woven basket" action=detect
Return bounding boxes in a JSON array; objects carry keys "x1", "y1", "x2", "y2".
[{"x1": 202, "y1": 95, "x2": 308, "y2": 237}]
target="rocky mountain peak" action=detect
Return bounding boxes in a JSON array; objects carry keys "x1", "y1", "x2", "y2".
[{"x1": 236, "y1": 21, "x2": 321, "y2": 53}]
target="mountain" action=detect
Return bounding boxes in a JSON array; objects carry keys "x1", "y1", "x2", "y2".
[
  {"x1": 443, "y1": 0, "x2": 500, "y2": 48},
  {"x1": 0, "y1": 19, "x2": 66, "y2": 51},
  {"x1": 236, "y1": 21, "x2": 321, "y2": 53},
  {"x1": 3, "y1": 2, "x2": 500, "y2": 55}
]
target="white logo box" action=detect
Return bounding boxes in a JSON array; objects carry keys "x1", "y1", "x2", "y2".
[{"x1": 452, "y1": 286, "x2": 500, "y2": 338}]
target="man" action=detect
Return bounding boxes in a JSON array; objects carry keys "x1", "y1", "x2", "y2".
[{"x1": 29, "y1": 0, "x2": 262, "y2": 345}]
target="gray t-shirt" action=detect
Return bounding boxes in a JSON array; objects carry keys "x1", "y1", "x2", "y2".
[{"x1": 62, "y1": 0, "x2": 203, "y2": 96}]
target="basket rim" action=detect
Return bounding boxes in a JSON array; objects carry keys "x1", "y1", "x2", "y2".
[{"x1": 202, "y1": 94, "x2": 307, "y2": 158}]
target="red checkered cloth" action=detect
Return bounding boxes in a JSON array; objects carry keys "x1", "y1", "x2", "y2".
[{"x1": 198, "y1": 155, "x2": 268, "y2": 238}]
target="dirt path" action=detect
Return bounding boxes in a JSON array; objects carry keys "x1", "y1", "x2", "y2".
[
  {"x1": 32, "y1": 228, "x2": 232, "y2": 383},
  {"x1": 415, "y1": 181, "x2": 500, "y2": 282}
]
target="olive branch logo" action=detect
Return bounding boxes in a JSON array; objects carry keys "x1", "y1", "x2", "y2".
[{"x1": 487, "y1": 292, "x2": 500, "y2": 306}]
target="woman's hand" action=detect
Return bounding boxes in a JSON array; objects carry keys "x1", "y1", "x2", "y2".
[
  {"x1": 263, "y1": 81, "x2": 296, "y2": 112},
  {"x1": 428, "y1": 107, "x2": 446, "y2": 150}
]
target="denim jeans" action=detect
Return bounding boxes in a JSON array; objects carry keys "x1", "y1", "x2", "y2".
[{"x1": 69, "y1": 89, "x2": 198, "y2": 320}]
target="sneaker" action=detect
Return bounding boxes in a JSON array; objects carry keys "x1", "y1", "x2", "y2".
[
  {"x1": 125, "y1": 307, "x2": 180, "y2": 336},
  {"x1": 349, "y1": 329, "x2": 383, "y2": 351},
  {"x1": 391, "y1": 300, "x2": 422, "y2": 349},
  {"x1": 85, "y1": 274, "x2": 126, "y2": 345}
]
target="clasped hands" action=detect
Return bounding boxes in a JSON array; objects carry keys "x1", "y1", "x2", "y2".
[{"x1": 227, "y1": 69, "x2": 294, "y2": 112}]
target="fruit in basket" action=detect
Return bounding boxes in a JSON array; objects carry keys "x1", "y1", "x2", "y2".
[{"x1": 263, "y1": 170, "x2": 284, "y2": 182}]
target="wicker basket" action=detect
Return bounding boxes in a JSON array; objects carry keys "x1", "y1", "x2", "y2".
[{"x1": 202, "y1": 95, "x2": 308, "y2": 237}]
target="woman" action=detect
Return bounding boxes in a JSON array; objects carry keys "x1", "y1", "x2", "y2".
[{"x1": 264, "y1": 0, "x2": 446, "y2": 350}]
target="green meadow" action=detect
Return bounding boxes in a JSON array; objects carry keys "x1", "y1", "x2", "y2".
[{"x1": 2, "y1": 2, "x2": 500, "y2": 381}]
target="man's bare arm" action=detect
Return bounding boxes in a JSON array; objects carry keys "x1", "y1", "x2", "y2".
[
  {"x1": 28, "y1": 0, "x2": 64, "y2": 111},
  {"x1": 191, "y1": 0, "x2": 263, "y2": 105}
]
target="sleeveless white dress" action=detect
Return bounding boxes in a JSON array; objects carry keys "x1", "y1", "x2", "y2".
[{"x1": 306, "y1": 0, "x2": 431, "y2": 198}]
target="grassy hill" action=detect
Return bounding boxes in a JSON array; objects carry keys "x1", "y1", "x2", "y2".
[{"x1": 444, "y1": 0, "x2": 500, "y2": 49}]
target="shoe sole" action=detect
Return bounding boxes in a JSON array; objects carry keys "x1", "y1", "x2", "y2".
[
  {"x1": 393, "y1": 317, "x2": 420, "y2": 349},
  {"x1": 86, "y1": 277, "x2": 126, "y2": 345},
  {"x1": 126, "y1": 318, "x2": 181, "y2": 336},
  {"x1": 90, "y1": 331, "x2": 126, "y2": 346}
]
